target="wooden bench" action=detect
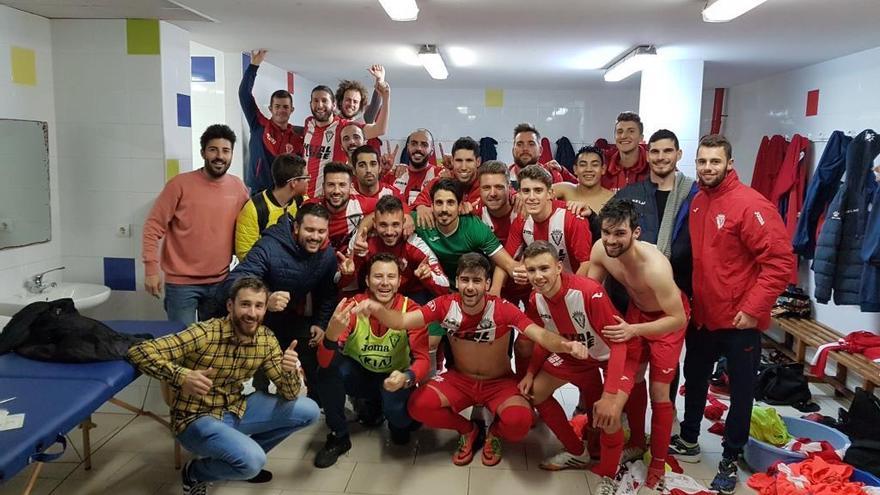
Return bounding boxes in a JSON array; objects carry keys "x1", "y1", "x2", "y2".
[{"x1": 765, "y1": 316, "x2": 880, "y2": 398}]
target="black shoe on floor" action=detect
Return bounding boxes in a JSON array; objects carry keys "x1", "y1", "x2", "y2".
[
  {"x1": 389, "y1": 424, "x2": 411, "y2": 445},
  {"x1": 314, "y1": 433, "x2": 352, "y2": 468},
  {"x1": 245, "y1": 469, "x2": 273, "y2": 483}
]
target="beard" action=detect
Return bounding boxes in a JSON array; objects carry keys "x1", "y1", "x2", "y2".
[
  {"x1": 204, "y1": 158, "x2": 229, "y2": 178},
  {"x1": 231, "y1": 311, "x2": 261, "y2": 337}
]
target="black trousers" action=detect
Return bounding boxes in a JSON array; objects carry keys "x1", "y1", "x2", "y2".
[
  {"x1": 681, "y1": 326, "x2": 761, "y2": 459},
  {"x1": 254, "y1": 319, "x2": 320, "y2": 405}
]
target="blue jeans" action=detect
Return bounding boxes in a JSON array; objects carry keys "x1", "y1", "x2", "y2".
[
  {"x1": 164, "y1": 283, "x2": 223, "y2": 326},
  {"x1": 176, "y1": 392, "x2": 319, "y2": 483},
  {"x1": 316, "y1": 354, "x2": 414, "y2": 437}
]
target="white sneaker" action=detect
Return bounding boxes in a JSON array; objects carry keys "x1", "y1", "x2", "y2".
[
  {"x1": 539, "y1": 450, "x2": 591, "y2": 471},
  {"x1": 595, "y1": 476, "x2": 618, "y2": 495},
  {"x1": 621, "y1": 445, "x2": 646, "y2": 464}
]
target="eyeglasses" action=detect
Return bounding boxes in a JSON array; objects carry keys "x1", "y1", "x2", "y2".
[{"x1": 287, "y1": 175, "x2": 310, "y2": 183}]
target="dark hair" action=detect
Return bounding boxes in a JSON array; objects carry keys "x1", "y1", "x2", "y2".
[
  {"x1": 576, "y1": 145, "x2": 605, "y2": 165},
  {"x1": 294, "y1": 202, "x2": 331, "y2": 224},
  {"x1": 430, "y1": 178, "x2": 463, "y2": 203},
  {"x1": 200, "y1": 124, "x2": 236, "y2": 152},
  {"x1": 322, "y1": 161, "x2": 353, "y2": 182},
  {"x1": 335, "y1": 79, "x2": 368, "y2": 114},
  {"x1": 648, "y1": 129, "x2": 680, "y2": 150},
  {"x1": 407, "y1": 128, "x2": 435, "y2": 146},
  {"x1": 477, "y1": 160, "x2": 510, "y2": 182},
  {"x1": 517, "y1": 164, "x2": 552, "y2": 188},
  {"x1": 522, "y1": 240, "x2": 559, "y2": 261},
  {"x1": 366, "y1": 252, "x2": 400, "y2": 274},
  {"x1": 272, "y1": 153, "x2": 306, "y2": 187},
  {"x1": 451, "y1": 136, "x2": 480, "y2": 157},
  {"x1": 229, "y1": 276, "x2": 269, "y2": 301},
  {"x1": 616, "y1": 111, "x2": 644, "y2": 135},
  {"x1": 699, "y1": 134, "x2": 733, "y2": 161},
  {"x1": 598, "y1": 198, "x2": 639, "y2": 231},
  {"x1": 270, "y1": 89, "x2": 292, "y2": 106},
  {"x1": 351, "y1": 144, "x2": 378, "y2": 165},
  {"x1": 311, "y1": 85, "x2": 334, "y2": 100},
  {"x1": 375, "y1": 194, "x2": 404, "y2": 215},
  {"x1": 513, "y1": 122, "x2": 541, "y2": 140},
  {"x1": 456, "y1": 252, "x2": 492, "y2": 278}
]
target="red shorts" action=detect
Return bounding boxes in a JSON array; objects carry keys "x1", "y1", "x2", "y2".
[
  {"x1": 541, "y1": 341, "x2": 643, "y2": 395},
  {"x1": 427, "y1": 369, "x2": 522, "y2": 414},
  {"x1": 625, "y1": 293, "x2": 691, "y2": 384}
]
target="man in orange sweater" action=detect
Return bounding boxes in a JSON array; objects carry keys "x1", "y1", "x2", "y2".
[{"x1": 142, "y1": 124, "x2": 249, "y2": 325}]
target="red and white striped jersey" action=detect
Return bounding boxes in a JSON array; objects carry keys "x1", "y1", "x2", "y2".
[
  {"x1": 419, "y1": 294, "x2": 533, "y2": 343},
  {"x1": 350, "y1": 233, "x2": 450, "y2": 296},
  {"x1": 383, "y1": 165, "x2": 439, "y2": 206},
  {"x1": 303, "y1": 115, "x2": 362, "y2": 197},
  {"x1": 472, "y1": 200, "x2": 519, "y2": 245},
  {"x1": 353, "y1": 182, "x2": 404, "y2": 202},
  {"x1": 505, "y1": 205, "x2": 591, "y2": 273},
  {"x1": 306, "y1": 195, "x2": 377, "y2": 253}
]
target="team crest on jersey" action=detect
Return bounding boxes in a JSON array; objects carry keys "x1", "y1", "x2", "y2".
[
  {"x1": 572, "y1": 311, "x2": 586, "y2": 329},
  {"x1": 285, "y1": 143, "x2": 295, "y2": 153},
  {"x1": 325, "y1": 130, "x2": 334, "y2": 141},
  {"x1": 550, "y1": 229, "x2": 563, "y2": 245},
  {"x1": 715, "y1": 214, "x2": 726, "y2": 230},
  {"x1": 348, "y1": 213, "x2": 364, "y2": 229},
  {"x1": 389, "y1": 334, "x2": 401, "y2": 348},
  {"x1": 478, "y1": 318, "x2": 494, "y2": 329}
]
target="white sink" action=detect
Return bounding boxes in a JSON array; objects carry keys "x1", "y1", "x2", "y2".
[{"x1": 0, "y1": 283, "x2": 111, "y2": 316}]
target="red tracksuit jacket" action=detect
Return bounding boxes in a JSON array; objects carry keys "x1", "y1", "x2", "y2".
[{"x1": 689, "y1": 170, "x2": 794, "y2": 331}]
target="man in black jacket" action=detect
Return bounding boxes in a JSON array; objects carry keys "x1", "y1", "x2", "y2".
[{"x1": 222, "y1": 202, "x2": 338, "y2": 400}]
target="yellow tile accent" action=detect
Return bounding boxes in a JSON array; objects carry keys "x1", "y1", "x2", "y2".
[
  {"x1": 11, "y1": 46, "x2": 37, "y2": 86},
  {"x1": 126, "y1": 19, "x2": 160, "y2": 55},
  {"x1": 485, "y1": 88, "x2": 504, "y2": 108},
  {"x1": 165, "y1": 159, "x2": 180, "y2": 182}
]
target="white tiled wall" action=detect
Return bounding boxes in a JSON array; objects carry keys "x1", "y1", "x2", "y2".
[
  {"x1": 0, "y1": 5, "x2": 62, "y2": 299},
  {"x1": 51, "y1": 18, "x2": 166, "y2": 320},
  {"x1": 723, "y1": 44, "x2": 880, "y2": 335},
  {"x1": 190, "y1": 42, "x2": 226, "y2": 173},
  {"x1": 382, "y1": 87, "x2": 639, "y2": 163},
  {"x1": 160, "y1": 22, "x2": 193, "y2": 173}
]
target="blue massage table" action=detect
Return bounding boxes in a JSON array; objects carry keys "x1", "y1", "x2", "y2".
[{"x1": 0, "y1": 320, "x2": 184, "y2": 494}]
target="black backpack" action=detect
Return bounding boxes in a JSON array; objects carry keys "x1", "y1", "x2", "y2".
[
  {"x1": 754, "y1": 362, "x2": 818, "y2": 412},
  {"x1": 839, "y1": 388, "x2": 880, "y2": 441}
]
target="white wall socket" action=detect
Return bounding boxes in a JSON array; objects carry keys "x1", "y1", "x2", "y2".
[{"x1": 116, "y1": 224, "x2": 131, "y2": 237}]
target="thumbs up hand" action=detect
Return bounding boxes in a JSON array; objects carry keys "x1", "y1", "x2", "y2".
[
  {"x1": 182, "y1": 368, "x2": 216, "y2": 397},
  {"x1": 281, "y1": 340, "x2": 300, "y2": 373}
]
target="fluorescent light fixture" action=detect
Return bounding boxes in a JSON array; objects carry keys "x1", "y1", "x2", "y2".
[
  {"x1": 569, "y1": 46, "x2": 627, "y2": 70},
  {"x1": 418, "y1": 45, "x2": 448, "y2": 80},
  {"x1": 395, "y1": 46, "x2": 422, "y2": 66},
  {"x1": 702, "y1": 0, "x2": 768, "y2": 22},
  {"x1": 603, "y1": 45, "x2": 656, "y2": 83},
  {"x1": 378, "y1": 0, "x2": 418, "y2": 21},
  {"x1": 553, "y1": 107, "x2": 568, "y2": 116}
]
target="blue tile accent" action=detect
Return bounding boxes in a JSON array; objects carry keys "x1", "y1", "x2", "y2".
[
  {"x1": 191, "y1": 56, "x2": 215, "y2": 82},
  {"x1": 104, "y1": 257, "x2": 135, "y2": 291},
  {"x1": 177, "y1": 93, "x2": 191, "y2": 128},
  {"x1": 242, "y1": 52, "x2": 251, "y2": 73}
]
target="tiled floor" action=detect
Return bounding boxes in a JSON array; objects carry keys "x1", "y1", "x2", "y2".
[{"x1": 1, "y1": 382, "x2": 847, "y2": 495}]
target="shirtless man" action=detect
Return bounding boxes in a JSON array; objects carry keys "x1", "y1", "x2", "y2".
[
  {"x1": 588, "y1": 199, "x2": 690, "y2": 493},
  {"x1": 553, "y1": 145, "x2": 615, "y2": 215},
  {"x1": 351, "y1": 253, "x2": 588, "y2": 467}
]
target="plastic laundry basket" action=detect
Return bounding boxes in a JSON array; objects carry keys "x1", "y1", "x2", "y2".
[
  {"x1": 851, "y1": 468, "x2": 880, "y2": 487},
  {"x1": 744, "y1": 415, "x2": 851, "y2": 473}
]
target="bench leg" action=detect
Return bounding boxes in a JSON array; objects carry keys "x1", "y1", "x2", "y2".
[
  {"x1": 79, "y1": 416, "x2": 96, "y2": 470},
  {"x1": 21, "y1": 462, "x2": 43, "y2": 495}
]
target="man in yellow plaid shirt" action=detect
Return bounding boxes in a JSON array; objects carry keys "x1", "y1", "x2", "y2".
[{"x1": 128, "y1": 277, "x2": 319, "y2": 495}]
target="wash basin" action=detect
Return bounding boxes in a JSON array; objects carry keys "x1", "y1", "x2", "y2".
[{"x1": 0, "y1": 283, "x2": 111, "y2": 316}]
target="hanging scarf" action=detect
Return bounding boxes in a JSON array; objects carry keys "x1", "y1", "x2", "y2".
[{"x1": 656, "y1": 172, "x2": 695, "y2": 258}]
